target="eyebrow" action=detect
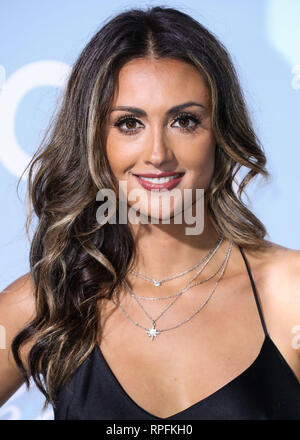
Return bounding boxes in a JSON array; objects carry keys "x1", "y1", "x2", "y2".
[{"x1": 110, "y1": 101, "x2": 205, "y2": 117}]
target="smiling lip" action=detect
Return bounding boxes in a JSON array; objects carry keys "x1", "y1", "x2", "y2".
[
  {"x1": 133, "y1": 171, "x2": 185, "y2": 178},
  {"x1": 132, "y1": 172, "x2": 185, "y2": 192}
]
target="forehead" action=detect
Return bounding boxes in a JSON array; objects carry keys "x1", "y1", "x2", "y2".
[{"x1": 112, "y1": 57, "x2": 210, "y2": 107}]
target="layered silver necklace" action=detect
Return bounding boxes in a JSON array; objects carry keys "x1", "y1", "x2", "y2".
[
  {"x1": 113, "y1": 236, "x2": 233, "y2": 340},
  {"x1": 126, "y1": 236, "x2": 223, "y2": 302},
  {"x1": 128, "y1": 235, "x2": 223, "y2": 287}
]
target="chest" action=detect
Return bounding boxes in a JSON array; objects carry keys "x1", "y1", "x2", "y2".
[{"x1": 98, "y1": 280, "x2": 265, "y2": 418}]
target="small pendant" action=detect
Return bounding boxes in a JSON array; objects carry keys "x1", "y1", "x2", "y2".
[
  {"x1": 153, "y1": 280, "x2": 161, "y2": 287},
  {"x1": 146, "y1": 322, "x2": 160, "y2": 340}
]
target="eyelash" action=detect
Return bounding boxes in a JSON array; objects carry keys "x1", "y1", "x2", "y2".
[{"x1": 113, "y1": 112, "x2": 202, "y2": 135}]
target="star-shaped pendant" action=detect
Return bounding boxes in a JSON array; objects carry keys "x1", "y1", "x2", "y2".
[
  {"x1": 146, "y1": 323, "x2": 160, "y2": 340},
  {"x1": 153, "y1": 280, "x2": 161, "y2": 287}
]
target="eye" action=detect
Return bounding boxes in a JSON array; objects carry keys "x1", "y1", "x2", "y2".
[
  {"x1": 113, "y1": 111, "x2": 201, "y2": 136},
  {"x1": 171, "y1": 112, "x2": 201, "y2": 133},
  {"x1": 114, "y1": 113, "x2": 143, "y2": 135}
]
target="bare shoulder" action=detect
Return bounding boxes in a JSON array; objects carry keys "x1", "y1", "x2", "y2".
[
  {"x1": 244, "y1": 239, "x2": 300, "y2": 311},
  {"x1": 244, "y1": 240, "x2": 300, "y2": 378},
  {"x1": 248, "y1": 239, "x2": 300, "y2": 297},
  {"x1": 263, "y1": 240, "x2": 300, "y2": 331},
  {"x1": 0, "y1": 273, "x2": 37, "y2": 406},
  {"x1": 242, "y1": 238, "x2": 300, "y2": 284},
  {"x1": 0, "y1": 272, "x2": 36, "y2": 314},
  {"x1": 0, "y1": 272, "x2": 36, "y2": 365}
]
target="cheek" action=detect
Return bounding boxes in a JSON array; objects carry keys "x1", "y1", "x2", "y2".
[
  {"x1": 180, "y1": 137, "x2": 216, "y2": 181},
  {"x1": 106, "y1": 136, "x2": 134, "y2": 178}
]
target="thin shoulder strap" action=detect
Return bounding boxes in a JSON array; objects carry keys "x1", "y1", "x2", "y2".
[{"x1": 238, "y1": 245, "x2": 269, "y2": 337}]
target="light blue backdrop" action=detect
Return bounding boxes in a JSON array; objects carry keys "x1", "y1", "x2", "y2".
[{"x1": 0, "y1": 0, "x2": 299, "y2": 420}]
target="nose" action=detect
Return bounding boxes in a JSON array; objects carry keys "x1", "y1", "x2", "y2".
[{"x1": 143, "y1": 125, "x2": 174, "y2": 168}]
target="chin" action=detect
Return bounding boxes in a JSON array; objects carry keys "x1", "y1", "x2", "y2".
[{"x1": 128, "y1": 201, "x2": 183, "y2": 224}]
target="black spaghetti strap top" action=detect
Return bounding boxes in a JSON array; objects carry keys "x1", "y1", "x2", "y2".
[{"x1": 54, "y1": 246, "x2": 300, "y2": 420}]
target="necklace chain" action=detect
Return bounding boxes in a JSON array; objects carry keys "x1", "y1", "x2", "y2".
[
  {"x1": 127, "y1": 241, "x2": 231, "y2": 323},
  {"x1": 129, "y1": 235, "x2": 223, "y2": 287},
  {"x1": 127, "y1": 236, "x2": 223, "y2": 301},
  {"x1": 113, "y1": 240, "x2": 233, "y2": 340}
]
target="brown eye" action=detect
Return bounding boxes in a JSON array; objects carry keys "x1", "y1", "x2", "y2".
[
  {"x1": 178, "y1": 117, "x2": 190, "y2": 128},
  {"x1": 125, "y1": 119, "x2": 137, "y2": 129},
  {"x1": 114, "y1": 114, "x2": 143, "y2": 135},
  {"x1": 172, "y1": 112, "x2": 201, "y2": 132}
]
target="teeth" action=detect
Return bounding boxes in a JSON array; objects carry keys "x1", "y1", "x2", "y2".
[{"x1": 138, "y1": 174, "x2": 182, "y2": 183}]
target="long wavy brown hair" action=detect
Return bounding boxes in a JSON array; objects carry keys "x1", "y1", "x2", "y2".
[{"x1": 12, "y1": 5, "x2": 271, "y2": 410}]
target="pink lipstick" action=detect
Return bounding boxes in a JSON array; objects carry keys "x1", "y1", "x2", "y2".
[{"x1": 132, "y1": 172, "x2": 185, "y2": 192}]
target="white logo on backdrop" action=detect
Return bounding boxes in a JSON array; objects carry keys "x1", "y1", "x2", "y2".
[
  {"x1": 0, "y1": 61, "x2": 70, "y2": 179},
  {"x1": 292, "y1": 65, "x2": 300, "y2": 90},
  {"x1": 0, "y1": 381, "x2": 54, "y2": 420},
  {"x1": 0, "y1": 65, "x2": 5, "y2": 92},
  {"x1": 266, "y1": 0, "x2": 300, "y2": 89}
]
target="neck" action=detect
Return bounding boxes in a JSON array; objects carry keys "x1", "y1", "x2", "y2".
[{"x1": 129, "y1": 209, "x2": 221, "y2": 280}]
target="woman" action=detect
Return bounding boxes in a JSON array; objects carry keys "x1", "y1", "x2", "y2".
[{"x1": 0, "y1": 6, "x2": 299, "y2": 420}]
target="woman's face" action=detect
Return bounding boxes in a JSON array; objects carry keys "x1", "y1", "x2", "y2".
[{"x1": 105, "y1": 57, "x2": 216, "y2": 222}]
